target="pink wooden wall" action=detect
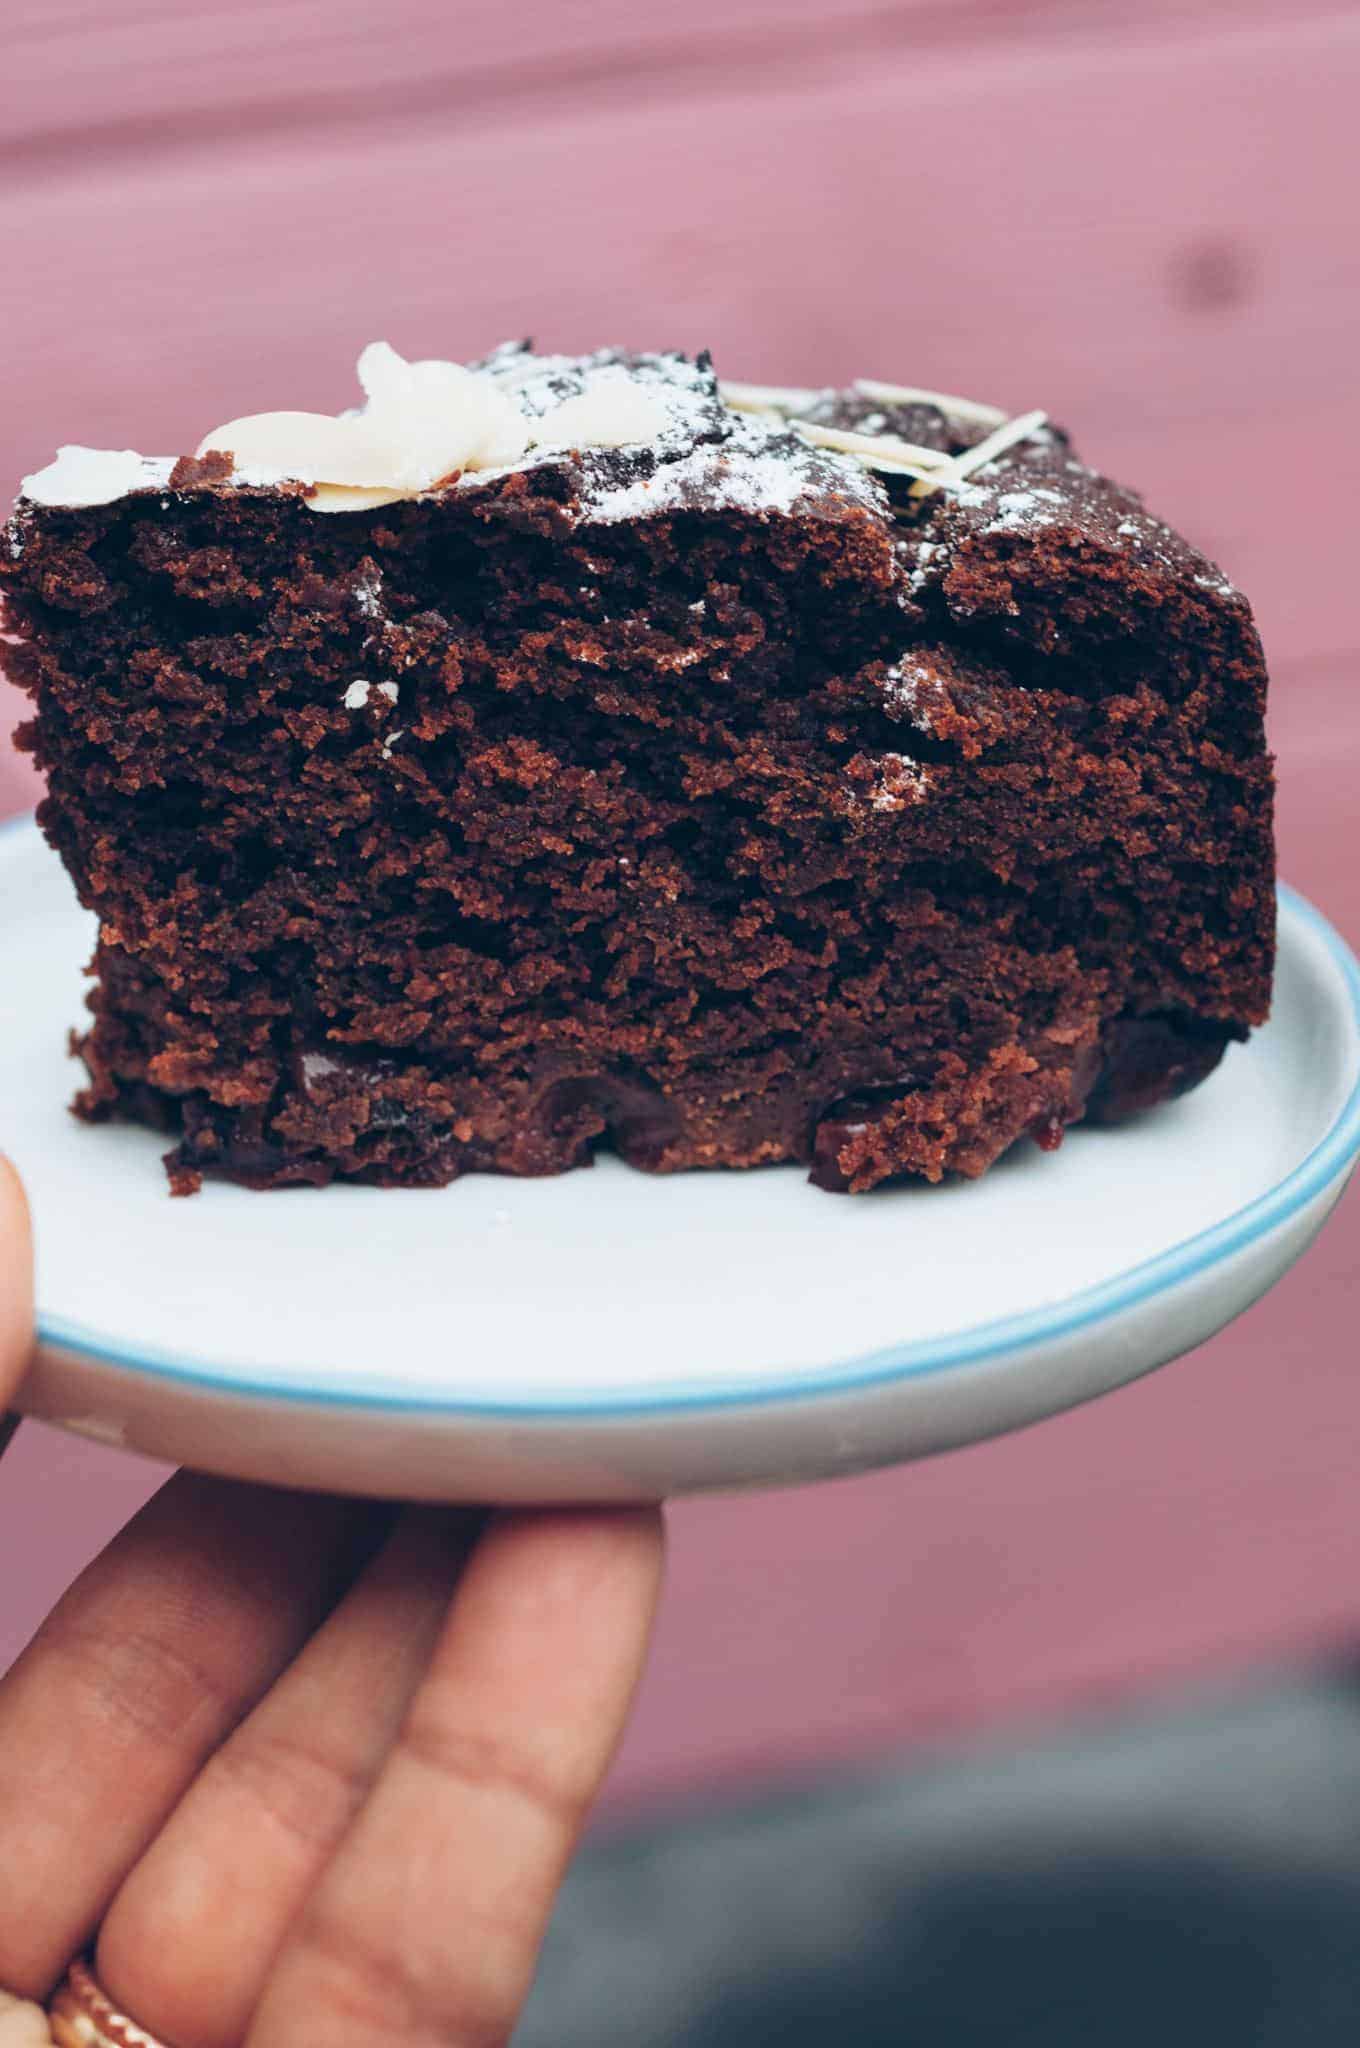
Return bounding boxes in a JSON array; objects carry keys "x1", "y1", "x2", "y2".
[{"x1": 2, "y1": 0, "x2": 1358, "y2": 1809}]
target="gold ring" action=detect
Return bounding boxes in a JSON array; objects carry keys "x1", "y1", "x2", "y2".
[{"x1": 48, "y1": 1964, "x2": 169, "y2": 2048}]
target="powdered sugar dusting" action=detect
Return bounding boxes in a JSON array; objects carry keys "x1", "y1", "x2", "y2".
[
  {"x1": 962, "y1": 482, "x2": 1069, "y2": 535},
  {"x1": 903, "y1": 539, "x2": 941, "y2": 596},
  {"x1": 2, "y1": 348, "x2": 1249, "y2": 618},
  {"x1": 944, "y1": 454, "x2": 1242, "y2": 596},
  {"x1": 867, "y1": 752, "x2": 931, "y2": 811},
  {"x1": 351, "y1": 563, "x2": 386, "y2": 619},
  {"x1": 879, "y1": 651, "x2": 939, "y2": 733},
  {"x1": 581, "y1": 417, "x2": 886, "y2": 527},
  {"x1": 479, "y1": 342, "x2": 722, "y2": 465},
  {"x1": 1194, "y1": 565, "x2": 1240, "y2": 598}
]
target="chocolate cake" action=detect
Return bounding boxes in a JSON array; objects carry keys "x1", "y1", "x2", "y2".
[{"x1": 1, "y1": 343, "x2": 1274, "y2": 1194}]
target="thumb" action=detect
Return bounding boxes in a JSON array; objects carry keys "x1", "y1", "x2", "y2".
[{"x1": 0, "y1": 1155, "x2": 35, "y2": 1445}]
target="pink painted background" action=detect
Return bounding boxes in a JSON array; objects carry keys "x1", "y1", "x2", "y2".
[{"x1": 1, "y1": 0, "x2": 1358, "y2": 1811}]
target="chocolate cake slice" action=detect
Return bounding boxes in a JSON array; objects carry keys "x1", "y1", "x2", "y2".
[{"x1": 1, "y1": 344, "x2": 1274, "y2": 1194}]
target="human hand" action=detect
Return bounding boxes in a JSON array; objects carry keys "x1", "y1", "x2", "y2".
[{"x1": 0, "y1": 1156, "x2": 664, "y2": 2047}]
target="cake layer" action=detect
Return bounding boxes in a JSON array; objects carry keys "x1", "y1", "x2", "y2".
[{"x1": 2, "y1": 348, "x2": 1274, "y2": 1194}]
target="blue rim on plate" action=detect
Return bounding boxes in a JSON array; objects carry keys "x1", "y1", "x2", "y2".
[{"x1": 6, "y1": 814, "x2": 1360, "y2": 1418}]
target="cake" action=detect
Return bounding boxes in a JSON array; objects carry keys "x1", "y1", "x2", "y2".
[{"x1": 0, "y1": 343, "x2": 1274, "y2": 1195}]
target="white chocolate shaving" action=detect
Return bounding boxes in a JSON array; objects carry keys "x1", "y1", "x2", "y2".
[
  {"x1": 853, "y1": 378, "x2": 1008, "y2": 428},
  {"x1": 718, "y1": 379, "x2": 818, "y2": 417},
  {"x1": 946, "y1": 409, "x2": 1050, "y2": 483},
  {"x1": 720, "y1": 379, "x2": 1044, "y2": 498},
  {"x1": 790, "y1": 419, "x2": 960, "y2": 484},
  {"x1": 904, "y1": 409, "x2": 1050, "y2": 499}
]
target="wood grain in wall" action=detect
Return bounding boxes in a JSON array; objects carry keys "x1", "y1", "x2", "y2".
[{"x1": 1, "y1": 1, "x2": 1357, "y2": 1803}]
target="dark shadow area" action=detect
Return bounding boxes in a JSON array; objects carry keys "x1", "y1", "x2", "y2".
[{"x1": 521, "y1": 1662, "x2": 1360, "y2": 2045}]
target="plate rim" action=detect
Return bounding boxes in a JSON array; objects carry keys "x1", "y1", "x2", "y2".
[{"x1": 6, "y1": 812, "x2": 1359, "y2": 1421}]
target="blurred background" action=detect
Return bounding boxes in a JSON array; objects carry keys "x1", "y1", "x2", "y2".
[{"x1": 2, "y1": 2, "x2": 1359, "y2": 2039}]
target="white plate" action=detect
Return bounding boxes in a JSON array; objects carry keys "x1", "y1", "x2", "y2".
[{"x1": 4, "y1": 814, "x2": 1358, "y2": 1501}]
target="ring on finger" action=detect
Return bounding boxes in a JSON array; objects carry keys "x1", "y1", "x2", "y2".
[{"x1": 45, "y1": 1963, "x2": 168, "y2": 2048}]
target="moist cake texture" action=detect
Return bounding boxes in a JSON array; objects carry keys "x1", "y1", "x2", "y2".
[{"x1": 1, "y1": 345, "x2": 1275, "y2": 1193}]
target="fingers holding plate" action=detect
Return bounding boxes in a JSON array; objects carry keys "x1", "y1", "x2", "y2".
[
  {"x1": 96, "y1": 1507, "x2": 480, "y2": 2048},
  {"x1": 0, "y1": 1473, "x2": 383, "y2": 1998}
]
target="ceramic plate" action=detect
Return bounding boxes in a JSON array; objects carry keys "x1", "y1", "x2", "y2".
[{"x1": 3, "y1": 815, "x2": 1358, "y2": 1501}]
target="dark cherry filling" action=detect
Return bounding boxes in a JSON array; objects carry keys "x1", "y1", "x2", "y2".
[{"x1": 1085, "y1": 1014, "x2": 1236, "y2": 1125}]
